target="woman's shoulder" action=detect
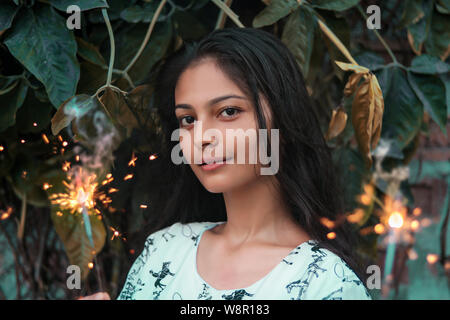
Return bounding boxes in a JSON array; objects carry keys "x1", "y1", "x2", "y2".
[
  {"x1": 144, "y1": 221, "x2": 223, "y2": 248},
  {"x1": 285, "y1": 240, "x2": 372, "y2": 300}
]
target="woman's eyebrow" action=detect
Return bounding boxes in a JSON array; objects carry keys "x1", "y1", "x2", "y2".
[{"x1": 175, "y1": 94, "x2": 247, "y2": 110}]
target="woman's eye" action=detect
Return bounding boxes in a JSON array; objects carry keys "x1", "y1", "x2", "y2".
[
  {"x1": 180, "y1": 115, "x2": 195, "y2": 126},
  {"x1": 220, "y1": 107, "x2": 240, "y2": 119}
]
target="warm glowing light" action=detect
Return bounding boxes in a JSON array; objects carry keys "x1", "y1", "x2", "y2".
[
  {"x1": 320, "y1": 217, "x2": 335, "y2": 229},
  {"x1": 412, "y1": 207, "x2": 422, "y2": 216},
  {"x1": 426, "y1": 254, "x2": 439, "y2": 264},
  {"x1": 129, "y1": 249, "x2": 135, "y2": 255},
  {"x1": 410, "y1": 220, "x2": 420, "y2": 231},
  {"x1": 108, "y1": 188, "x2": 118, "y2": 193},
  {"x1": 124, "y1": 174, "x2": 133, "y2": 181},
  {"x1": 22, "y1": 171, "x2": 27, "y2": 178},
  {"x1": 43, "y1": 183, "x2": 52, "y2": 190},
  {"x1": 58, "y1": 135, "x2": 63, "y2": 142},
  {"x1": 0, "y1": 146, "x2": 4, "y2": 151},
  {"x1": 62, "y1": 141, "x2": 68, "y2": 147},
  {"x1": 408, "y1": 249, "x2": 418, "y2": 260},
  {"x1": 347, "y1": 208, "x2": 364, "y2": 224},
  {"x1": 62, "y1": 161, "x2": 71, "y2": 172},
  {"x1": 326, "y1": 232, "x2": 336, "y2": 239},
  {"x1": 88, "y1": 262, "x2": 94, "y2": 269},
  {"x1": 110, "y1": 226, "x2": 123, "y2": 240},
  {"x1": 140, "y1": 204, "x2": 148, "y2": 209},
  {"x1": 388, "y1": 212, "x2": 404, "y2": 228},
  {"x1": 374, "y1": 223, "x2": 385, "y2": 234},
  {"x1": 149, "y1": 154, "x2": 157, "y2": 160},
  {"x1": 128, "y1": 153, "x2": 137, "y2": 167},
  {"x1": 0, "y1": 207, "x2": 13, "y2": 220},
  {"x1": 75, "y1": 155, "x2": 80, "y2": 162},
  {"x1": 106, "y1": 173, "x2": 112, "y2": 179},
  {"x1": 56, "y1": 211, "x2": 63, "y2": 217},
  {"x1": 20, "y1": 139, "x2": 25, "y2": 144},
  {"x1": 49, "y1": 167, "x2": 112, "y2": 215},
  {"x1": 33, "y1": 122, "x2": 37, "y2": 127},
  {"x1": 42, "y1": 133, "x2": 50, "y2": 144}
]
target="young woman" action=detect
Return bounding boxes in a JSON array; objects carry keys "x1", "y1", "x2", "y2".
[{"x1": 86, "y1": 27, "x2": 371, "y2": 300}]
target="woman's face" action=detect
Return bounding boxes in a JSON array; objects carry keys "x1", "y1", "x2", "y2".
[{"x1": 174, "y1": 58, "x2": 269, "y2": 193}]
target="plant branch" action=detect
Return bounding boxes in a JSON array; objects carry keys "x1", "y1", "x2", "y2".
[
  {"x1": 102, "y1": 8, "x2": 116, "y2": 87},
  {"x1": 215, "y1": 0, "x2": 233, "y2": 29},
  {"x1": 356, "y1": 4, "x2": 398, "y2": 64},
  {"x1": 123, "y1": 0, "x2": 168, "y2": 74},
  {"x1": 317, "y1": 19, "x2": 358, "y2": 65},
  {"x1": 211, "y1": 0, "x2": 244, "y2": 28}
]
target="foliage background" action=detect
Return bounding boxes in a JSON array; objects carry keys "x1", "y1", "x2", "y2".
[{"x1": 0, "y1": 0, "x2": 448, "y2": 299}]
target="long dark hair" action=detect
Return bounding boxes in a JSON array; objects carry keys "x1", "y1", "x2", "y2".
[{"x1": 143, "y1": 27, "x2": 367, "y2": 284}]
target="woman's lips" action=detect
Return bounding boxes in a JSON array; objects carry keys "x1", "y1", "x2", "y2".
[{"x1": 199, "y1": 157, "x2": 231, "y2": 171}]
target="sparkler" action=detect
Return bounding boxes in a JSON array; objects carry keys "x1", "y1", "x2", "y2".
[{"x1": 49, "y1": 166, "x2": 114, "y2": 291}]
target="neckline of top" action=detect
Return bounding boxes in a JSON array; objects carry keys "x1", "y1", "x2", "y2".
[{"x1": 192, "y1": 221, "x2": 316, "y2": 292}]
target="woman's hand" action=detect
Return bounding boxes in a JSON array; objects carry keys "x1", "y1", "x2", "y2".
[{"x1": 77, "y1": 292, "x2": 111, "y2": 300}]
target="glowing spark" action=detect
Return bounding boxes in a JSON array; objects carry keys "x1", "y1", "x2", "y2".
[
  {"x1": 0, "y1": 146, "x2": 4, "y2": 151},
  {"x1": 374, "y1": 223, "x2": 385, "y2": 234},
  {"x1": 128, "y1": 153, "x2": 137, "y2": 167},
  {"x1": 88, "y1": 262, "x2": 94, "y2": 269},
  {"x1": 410, "y1": 220, "x2": 420, "y2": 231},
  {"x1": 22, "y1": 171, "x2": 27, "y2": 178},
  {"x1": 0, "y1": 207, "x2": 13, "y2": 220},
  {"x1": 140, "y1": 204, "x2": 148, "y2": 209},
  {"x1": 149, "y1": 154, "x2": 157, "y2": 160},
  {"x1": 320, "y1": 217, "x2": 335, "y2": 229},
  {"x1": 62, "y1": 161, "x2": 71, "y2": 172},
  {"x1": 108, "y1": 188, "x2": 118, "y2": 194},
  {"x1": 326, "y1": 232, "x2": 336, "y2": 240},
  {"x1": 50, "y1": 167, "x2": 111, "y2": 216},
  {"x1": 20, "y1": 139, "x2": 25, "y2": 144},
  {"x1": 58, "y1": 135, "x2": 63, "y2": 142},
  {"x1": 62, "y1": 141, "x2": 68, "y2": 147},
  {"x1": 412, "y1": 207, "x2": 422, "y2": 216},
  {"x1": 42, "y1": 134, "x2": 50, "y2": 144},
  {"x1": 56, "y1": 211, "x2": 63, "y2": 217},
  {"x1": 124, "y1": 174, "x2": 133, "y2": 181},
  {"x1": 347, "y1": 208, "x2": 364, "y2": 224},
  {"x1": 43, "y1": 183, "x2": 52, "y2": 190},
  {"x1": 129, "y1": 249, "x2": 135, "y2": 255},
  {"x1": 426, "y1": 254, "x2": 439, "y2": 264},
  {"x1": 75, "y1": 155, "x2": 80, "y2": 162},
  {"x1": 388, "y1": 212, "x2": 403, "y2": 229},
  {"x1": 33, "y1": 122, "x2": 37, "y2": 127},
  {"x1": 106, "y1": 173, "x2": 112, "y2": 179},
  {"x1": 110, "y1": 226, "x2": 124, "y2": 241}
]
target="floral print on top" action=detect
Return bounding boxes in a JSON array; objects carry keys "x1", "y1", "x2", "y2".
[{"x1": 117, "y1": 221, "x2": 372, "y2": 300}]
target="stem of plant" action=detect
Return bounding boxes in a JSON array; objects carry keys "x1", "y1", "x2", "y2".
[
  {"x1": 123, "y1": 0, "x2": 168, "y2": 75},
  {"x1": 211, "y1": 0, "x2": 245, "y2": 28},
  {"x1": 102, "y1": 8, "x2": 115, "y2": 87},
  {"x1": 356, "y1": 4, "x2": 398, "y2": 64}
]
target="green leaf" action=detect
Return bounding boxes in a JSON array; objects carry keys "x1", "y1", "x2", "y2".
[
  {"x1": 51, "y1": 206, "x2": 106, "y2": 279},
  {"x1": 378, "y1": 67, "x2": 423, "y2": 150},
  {"x1": 4, "y1": 6, "x2": 80, "y2": 108},
  {"x1": 310, "y1": 0, "x2": 360, "y2": 12},
  {"x1": 252, "y1": 0, "x2": 300, "y2": 28},
  {"x1": 425, "y1": 9, "x2": 450, "y2": 60},
  {"x1": 76, "y1": 37, "x2": 106, "y2": 67},
  {"x1": 0, "y1": 79, "x2": 28, "y2": 132},
  {"x1": 408, "y1": 72, "x2": 447, "y2": 135},
  {"x1": 0, "y1": 2, "x2": 19, "y2": 31},
  {"x1": 48, "y1": 0, "x2": 108, "y2": 11},
  {"x1": 119, "y1": 1, "x2": 167, "y2": 23},
  {"x1": 51, "y1": 94, "x2": 98, "y2": 135},
  {"x1": 409, "y1": 54, "x2": 450, "y2": 74},
  {"x1": 398, "y1": 0, "x2": 425, "y2": 29},
  {"x1": 281, "y1": 6, "x2": 315, "y2": 77},
  {"x1": 354, "y1": 52, "x2": 385, "y2": 71},
  {"x1": 440, "y1": 73, "x2": 450, "y2": 116}
]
